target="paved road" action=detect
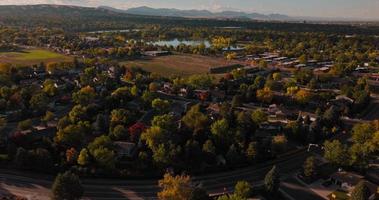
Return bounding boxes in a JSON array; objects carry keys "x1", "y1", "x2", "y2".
[{"x1": 0, "y1": 150, "x2": 309, "y2": 200}]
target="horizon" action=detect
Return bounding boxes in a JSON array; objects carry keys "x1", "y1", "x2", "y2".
[{"x1": 0, "y1": 0, "x2": 378, "y2": 21}]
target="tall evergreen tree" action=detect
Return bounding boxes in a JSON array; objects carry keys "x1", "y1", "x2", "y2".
[
  {"x1": 51, "y1": 171, "x2": 84, "y2": 200},
  {"x1": 264, "y1": 165, "x2": 280, "y2": 195},
  {"x1": 350, "y1": 181, "x2": 370, "y2": 200}
]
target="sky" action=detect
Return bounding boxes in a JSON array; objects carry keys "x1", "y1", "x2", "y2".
[{"x1": 1, "y1": 0, "x2": 378, "y2": 20}]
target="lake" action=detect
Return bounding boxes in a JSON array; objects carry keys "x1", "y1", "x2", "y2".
[{"x1": 150, "y1": 39, "x2": 211, "y2": 48}]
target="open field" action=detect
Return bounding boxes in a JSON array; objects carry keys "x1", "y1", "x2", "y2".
[
  {"x1": 120, "y1": 54, "x2": 241, "y2": 76},
  {"x1": 0, "y1": 48, "x2": 72, "y2": 66}
]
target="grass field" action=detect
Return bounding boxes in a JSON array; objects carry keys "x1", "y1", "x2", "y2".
[
  {"x1": 120, "y1": 54, "x2": 241, "y2": 76},
  {"x1": 0, "y1": 48, "x2": 72, "y2": 66}
]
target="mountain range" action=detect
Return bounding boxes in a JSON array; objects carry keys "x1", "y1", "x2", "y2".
[{"x1": 100, "y1": 6, "x2": 293, "y2": 21}]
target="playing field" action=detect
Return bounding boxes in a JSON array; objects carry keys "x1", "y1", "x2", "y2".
[
  {"x1": 120, "y1": 54, "x2": 241, "y2": 76},
  {"x1": 0, "y1": 48, "x2": 72, "y2": 66}
]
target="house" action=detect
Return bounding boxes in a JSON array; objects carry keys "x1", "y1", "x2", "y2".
[
  {"x1": 143, "y1": 51, "x2": 171, "y2": 57},
  {"x1": 210, "y1": 89, "x2": 226, "y2": 102},
  {"x1": 163, "y1": 82, "x2": 174, "y2": 94},
  {"x1": 114, "y1": 142, "x2": 137, "y2": 158},
  {"x1": 178, "y1": 88, "x2": 189, "y2": 97},
  {"x1": 330, "y1": 171, "x2": 378, "y2": 199},
  {"x1": 209, "y1": 64, "x2": 244, "y2": 74},
  {"x1": 221, "y1": 46, "x2": 245, "y2": 52},
  {"x1": 314, "y1": 66, "x2": 330, "y2": 73}
]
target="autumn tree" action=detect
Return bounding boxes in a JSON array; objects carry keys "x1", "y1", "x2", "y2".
[
  {"x1": 256, "y1": 87, "x2": 273, "y2": 104},
  {"x1": 158, "y1": 173, "x2": 194, "y2": 200}
]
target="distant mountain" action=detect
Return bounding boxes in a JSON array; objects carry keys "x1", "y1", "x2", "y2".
[{"x1": 101, "y1": 6, "x2": 292, "y2": 21}]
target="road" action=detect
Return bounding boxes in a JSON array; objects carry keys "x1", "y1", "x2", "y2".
[{"x1": 0, "y1": 150, "x2": 309, "y2": 200}]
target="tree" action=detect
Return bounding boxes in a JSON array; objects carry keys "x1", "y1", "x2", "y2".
[
  {"x1": 323, "y1": 140, "x2": 348, "y2": 166},
  {"x1": 271, "y1": 135, "x2": 288, "y2": 155},
  {"x1": 110, "y1": 109, "x2": 131, "y2": 128},
  {"x1": 152, "y1": 98, "x2": 170, "y2": 113},
  {"x1": 259, "y1": 59, "x2": 268, "y2": 68},
  {"x1": 55, "y1": 124, "x2": 85, "y2": 146},
  {"x1": 72, "y1": 86, "x2": 96, "y2": 105},
  {"x1": 272, "y1": 72, "x2": 281, "y2": 81},
  {"x1": 42, "y1": 111, "x2": 55, "y2": 123},
  {"x1": 251, "y1": 109, "x2": 267, "y2": 125},
  {"x1": 246, "y1": 142, "x2": 257, "y2": 162},
  {"x1": 141, "y1": 126, "x2": 170, "y2": 151},
  {"x1": 231, "y1": 95, "x2": 243, "y2": 108},
  {"x1": 256, "y1": 87, "x2": 273, "y2": 104},
  {"x1": 352, "y1": 123, "x2": 375, "y2": 145},
  {"x1": 350, "y1": 181, "x2": 370, "y2": 200},
  {"x1": 295, "y1": 89, "x2": 312, "y2": 104},
  {"x1": 88, "y1": 135, "x2": 114, "y2": 154},
  {"x1": 158, "y1": 173, "x2": 194, "y2": 200},
  {"x1": 29, "y1": 92, "x2": 49, "y2": 112},
  {"x1": 17, "y1": 119, "x2": 32, "y2": 131},
  {"x1": 152, "y1": 114, "x2": 176, "y2": 132},
  {"x1": 264, "y1": 166, "x2": 280, "y2": 194},
  {"x1": 92, "y1": 147, "x2": 115, "y2": 170},
  {"x1": 43, "y1": 79, "x2": 58, "y2": 96},
  {"x1": 190, "y1": 187, "x2": 210, "y2": 200},
  {"x1": 0, "y1": 118, "x2": 6, "y2": 139},
  {"x1": 77, "y1": 148, "x2": 90, "y2": 166},
  {"x1": 110, "y1": 125, "x2": 128, "y2": 140},
  {"x1": 182, "y1": 104, "x2": 208, "y2": 134},
  {"x1": 234, "y1": 181, "x2": 252, "y2": 199},
  {"x1": 149, "y1": 82, "x2": 160, "y2": 92},
  {"x1": 211, "y1": 119, "x2": 230, "y2": 146},
  {"x1": 51, "y1": 171, "x2": 83, "y2": 200},
  {"x1": 66, "y1": 148, "x2": 78, "y2": 164},
  {"x1": 303, "y1": 156, "x2": 317, "y2": 178}
]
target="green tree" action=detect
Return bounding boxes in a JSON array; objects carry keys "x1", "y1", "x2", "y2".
[
  {"x1": 251, "y1": 109, "x2": 267, "y2": 125},
  {"x1": 350, "y1": 181, "x2": 370, "y2": 200},
  {"x1": 182, "y1": 104, "x2": 208, "y2": 134},
  {"x1": 141, "y1": 126, "x2": 170, "y2": 151},
  {"x1": 234, "y1": 181, "x2": 252, "y2": 199},
  {"x1": 72, "y1": 86, "x2": 96, "y2": 105},
  {"x1": 43, "y1": 79, "x2": 58, "y2": 96},
  {"x1": 51, "y1": 171, "x2": 83, "y2": 200},
  {"x1": 152, "y1": 98, "x2": 170, "y2": 113},
  {"x1": 323, "y1": 140, "x2": 348, "y2": 166},
  {"x1": 246, "y1": 142, "x2": 257, "y2": 162},
  {"x1": 92, "y1": 147, "x2": 115, "y2": 170},
  {"x1": 264, "y1": 166, "x2": 280, "y2": 194},
  {"x1": 152, "y1": 114, "x2": 176, "y2": 132},
  {"x1": 211, "y1": 119, "x2": 230, "y2": 146},
  {"x1": 303, "y1": 156, "x2": 317, "y2": 178},
  {"x1": 29, "y1": 92, "x2": 49, "y2": 112}
]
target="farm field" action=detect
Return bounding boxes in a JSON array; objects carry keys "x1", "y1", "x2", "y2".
[
  {"x1": 120, "y1": 54, "x2": 242, "y2": 76},
  {"x1": 0, "y1": 48, "x2": 72, "y2": 66}
]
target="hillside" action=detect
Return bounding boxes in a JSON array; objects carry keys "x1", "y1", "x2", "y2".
[
  {"x1": 0, "y1": 4, "x2": 378, "y2": 34},
  {"x1": 102, "y1": 6, "x2": 292, "y2": 21}
]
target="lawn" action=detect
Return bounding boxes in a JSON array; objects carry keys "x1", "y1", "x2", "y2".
[
  {"x1": 120, "y1": 54, "x2": 241, "y2": 77},
  {"x1": 0, "y1": 48, "x2": 72, "y2": 66}
]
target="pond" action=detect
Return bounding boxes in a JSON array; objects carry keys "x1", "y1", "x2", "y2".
[
  {"x1": 149, "y1": 39, "x2": 211, "y2": 48},
  {"x1": 87, "y1": 29, "x2": 140, "y2": 33}
]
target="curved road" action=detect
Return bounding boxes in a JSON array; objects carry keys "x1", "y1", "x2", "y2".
[{"x1": 0, "y1": 150, "x2": 309, "y2": 200}]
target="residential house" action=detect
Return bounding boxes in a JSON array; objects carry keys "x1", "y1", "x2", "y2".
[
  {"x1": 330, "y1": 171, "x2": 378, "y2": 200},
  {"x1": 114, "y1": 142, "x2": 137, "y2": 158}
]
